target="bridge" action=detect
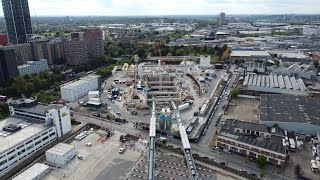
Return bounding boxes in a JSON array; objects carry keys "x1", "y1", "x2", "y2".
[{"x1": 146, "y1": 100, "x2": 198, "y2": 180}]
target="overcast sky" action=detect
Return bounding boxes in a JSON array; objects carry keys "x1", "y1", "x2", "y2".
[{"x1": 0, "y1": 0, "x2": 319, "y2": 16}]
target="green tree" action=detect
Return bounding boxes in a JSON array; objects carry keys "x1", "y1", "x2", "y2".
[
  {"x1": 0, "y1": 103, "x2": 9, "y2": 119},
  {"x1": 230, "y1": 88, "x2": 239, "y2": 98},
  {"x1": 176, "y1": 49, "x2": 186, "y2": 56},
  {"x1": 162, "y1": 139, "x2": 167, "y2": 144},
  {"x1": 257, "y1": 155, "x2": 267, "y2": 168},
  {"x1": 55, "y1": 32, "x2": 60, "y2": 37},
  {"x1": 313, "y1": 60, "x2": 319, "y2": 68},
  {"x1": 221, "y1": 48, "x2": 231, "y2": 61},
  {"x1": 274, "y1": 59, "x2": 280, "y2": 66}
]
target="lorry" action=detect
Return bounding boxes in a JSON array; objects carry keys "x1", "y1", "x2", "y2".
[{"x1": 178, "y1": 103, "x2": 190, "y2": 111}]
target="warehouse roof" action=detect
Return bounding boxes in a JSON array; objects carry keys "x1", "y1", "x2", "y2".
[
  {"x1": 248, "y1": 62, "x2": 265, "y2": 69},
  {"x1": 231, "y1": 51, "x2": 271, "y2": 57},
  {"x1": 46, "y1": 143, "x2": 75, "y2": 156},
  {"x1": 61, "y1": 75, "x2": 100, "y2": 89},
  {"x1": 0, "y1": 116, "x2": 49, "y2": 154},
  {"x1": 260, "y1": 94, "x2": 320, "y2": 125},
  {"x1": 236, "y1": 136, "x2": 286, "y2": 154},
  {"x1": 223, "y1": 119, "x2": 268, "y2": 133},
  {"x1": 13, "y1": 163, "x2": 49, "y2": 180},
  {"x1": 243, "y1": 74, "x2": 307, "y2": 91}
]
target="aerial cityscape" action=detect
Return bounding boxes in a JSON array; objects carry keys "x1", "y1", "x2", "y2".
[{"x1": 1, "y1": 0, "x2": 320, "y2": 180}]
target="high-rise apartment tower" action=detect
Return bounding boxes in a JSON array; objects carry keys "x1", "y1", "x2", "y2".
[{"x1": 1, "y1": 0, "x2": 32, "y2": 44}]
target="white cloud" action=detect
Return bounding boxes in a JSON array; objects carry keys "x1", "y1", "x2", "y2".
[{"x1": 0, "y1": 0, "x2": 319, "y2": 16}]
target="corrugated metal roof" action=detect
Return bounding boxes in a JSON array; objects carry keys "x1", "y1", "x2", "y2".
[
  {"x1": 257, "y1": 75, "x2": 261, "y2": 86},
  {"x1": 283, "y1": 76, "x2": 292, "y2": 89},
  {"x1": 290, "y1": 76, "x2": 299, "y2": 90},
  {"x1": 252, "y1": 74, "x2": 257, "y2": 86},
  {"x1": 297, "y1": 78, "x2": 307, "y2": 91},
  {"x1": 269, "y1": 75, "x2": 274, "y2": 88}
]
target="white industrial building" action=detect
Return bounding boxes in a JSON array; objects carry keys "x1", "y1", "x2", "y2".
[
  {"x1": 230, "y1": 51, "x2": 271, "y2": 61},
  {"x1": 46, "y1": 143, "x2": 76, "y2": 166},
  {"x1": 13, "y1": 163, "x2": 49, "y2": 180},
  {"x1": 242, "y1": 74, "x2": 308, "y2": 96},
  {"x1": 17, "y1": 59, "x2": 49, "y2": 76},
  {"x1": 87, "y1": 91, "x2": 102, "y2": 107},
  {"x1": 0, "y1": 99, "x2": 71, "y2": 177},
  {"x1": 60, "y1": 75, "x2": 101, "y2": 102},
  {"x1": 199, "y1": 55, "x2": 211, "y2": 68},
  {"x1": 302, "y1": 26, "x2": 320, "y2": 36},
  {"x1": 227, "y1": 23, "x2": 252, "y2": 28}
]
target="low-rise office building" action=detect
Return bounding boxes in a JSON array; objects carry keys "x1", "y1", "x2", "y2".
[
  {"x1": 60, "y1": 75, "x2": 101, "y2": 102},
  {"x1": 217, "y1": 119, "x2": 287, "y2": 166},
  {"x1": 17, "y1": 59, "x2": 49, "y2": 76},
  {"x1": 0, "y1": 99, "x2": 71, "y2": 177},
  {"x1": 45, "y1": 143, "x2": 76, "y2": 166},
  {"x1": 12, "y1": 163, "x2": 49, "y2": 180},
  {"x1": 260, "y1": 94, "x2": 320, "y2": 136}
]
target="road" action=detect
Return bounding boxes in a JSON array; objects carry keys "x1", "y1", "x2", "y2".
[
  {"x1": 198, "y1": 68, "x2": 235, "y2": 146},
  {"x1": 73, "y1": 113, "x2": 149, "y2": 137}
]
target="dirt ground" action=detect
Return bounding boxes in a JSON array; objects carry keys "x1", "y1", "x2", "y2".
[{"x1": 224, "y1": 97, "x2": 259, "y2": 123}]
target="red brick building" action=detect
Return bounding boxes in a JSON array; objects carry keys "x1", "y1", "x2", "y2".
[{"x1": 0, "y1": 34, "x2": 8, "y2": 46}]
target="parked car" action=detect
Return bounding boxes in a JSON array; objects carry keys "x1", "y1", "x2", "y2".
[
  {"x1": 78, "y1": 155, "x2": 84, "y2": 160},
  {"x1": 119, "y1": 146, "x2": 127, "y2": 154},
  {"x1": 240, "y1": 169, "x2": 247, "y2": 173},
  {"x1": 311, "y1": 160, "x2": 319, "y2": 173},
  {"x1": 249, "y1": 172, "x2": 257, "y2": 177}
]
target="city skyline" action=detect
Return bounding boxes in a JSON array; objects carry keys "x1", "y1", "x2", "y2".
[{"x1": 0, "y1": 0, "x2": 320, "y2": 17}]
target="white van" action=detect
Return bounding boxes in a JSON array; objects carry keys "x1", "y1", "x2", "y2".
[{"x1": 310, "y1": 160, "x2": 319, "y2": 173}]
